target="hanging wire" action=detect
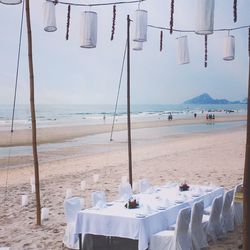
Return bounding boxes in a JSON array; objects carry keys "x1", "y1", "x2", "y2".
[
  {"x1": 147, "y1": 24, "x2": 250, "y2": 33},
  {"x1": 204, "y1": 35, "x2": 208, "y2": 68},
  {"x1": 66, "y1": 4, "x2": 71, "y2": 40},
  {"x1": 10, "y1": 0, "x2": 25, "y2": 133},
  {"x1": 110, "y1": 4, "x2": 116, "y2": 40},
  {"x1": 169, "y1": 0, "x2": 174, "y2": 34},
  {"x1": 46, "y1": 0, "x2": 146, "y2": 7},
  {"x1": 160, "y1": 30, "x2": 163, "y2": 51},
  {"x1": 110, "y1": 40, "x2": 127, "y2": 142},
  {"x1": 233, "y1": 0, "x2": 237, "y2": 23}
]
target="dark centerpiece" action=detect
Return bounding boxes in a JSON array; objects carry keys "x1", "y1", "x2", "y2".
[
  {"x1": 125, "y1": 198, "x2": 139, "y2": 209},
  {"x1": 179, "y1": 182, "x2": 190, "y2": 191}
]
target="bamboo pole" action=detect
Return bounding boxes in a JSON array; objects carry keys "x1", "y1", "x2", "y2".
[
  {"x1": 25, "y1": 0, "x2": 41, "y2": 226},
  {"x1": 243, "y1": 28, "x2": 250, "y2": 250},
  {"x1": 127, "y1": 15, "x2": 133, "y2": 187}
]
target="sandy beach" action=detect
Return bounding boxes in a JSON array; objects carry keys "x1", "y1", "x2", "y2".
[{"x1": 0, "y1": 115, "x2": 245, "y2": 249}]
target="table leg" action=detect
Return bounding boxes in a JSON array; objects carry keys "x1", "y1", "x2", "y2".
[{"x1": 79, "y1": 233, "x2": 82, "y2": 250}]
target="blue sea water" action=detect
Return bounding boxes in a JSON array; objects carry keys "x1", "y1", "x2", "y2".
[{"x1": 0, "y1": 103, "x2": 247, "y2": 128}]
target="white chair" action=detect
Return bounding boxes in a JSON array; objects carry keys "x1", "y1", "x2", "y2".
[
  {"x1": 138, "y1": 179, "x2": 150, "y2": 193},
  {"x1": 149, "y1": 207, "x2": 192, "y2": 250},
  {"x1": 221, "y1": 189, "x2": 234, "y2": 233},
  {"x1": 190, "y1": 200, "x2": 208, "y2": 250},
  {"x1": 118, "y1": 182, "x2": 133, "y2": 201},
  {"x1": 233, "y1": 184, "x2": 243, "y2": 226},
  {"x1": 202, "y1": 195, "x2": 223, "y2": 243},
  {"x1": 63, "y1": 197, "x2": 82, "y2": 249},
  {"x1": 91, "y1": 191, "x2": 106, "y2": 207}
]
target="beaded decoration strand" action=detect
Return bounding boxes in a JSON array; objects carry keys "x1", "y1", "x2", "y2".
[
  {"x1": 169, "y1": 0, "x2": 174, "y2": 34},
  {"x1": 205, "y1": 35, "x2": 208, "y2": 68},
  {"x1": 233, "y1": 0, "x2": 237, "y2": 23},
  {"x1": 248, "y1": 28, "x2": 250, "y2": 57},
  {"x1": 160, "y1": 30, "x2": 163, "y2": 51},
  {"x1": 111, "y1": 5, "x2": 116, "y2": 40},
  {"x1": 66, "y1": 4, "x2": 71, "y2": 40}
]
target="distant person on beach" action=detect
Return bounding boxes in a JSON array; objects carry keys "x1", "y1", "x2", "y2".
[
  {"x1": 168, "y1": 113, "x2": 173, "y2": 121},
  {"x1": 103, "y1": 114, "x2": 106, "y2": 123},
  {"x1": 194, "y1": 113, "x2": 197, "y2": 118}
]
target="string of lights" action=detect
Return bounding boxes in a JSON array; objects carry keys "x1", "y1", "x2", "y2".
[
  {"x1": 46, "y1": 0, "x2": 146, "y2": 7},
  {"x1": 147, "y1": 24, "x2": 250, "y2": 33}
]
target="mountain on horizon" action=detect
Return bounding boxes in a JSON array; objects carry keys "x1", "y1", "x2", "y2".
[{"x1": 183, "y1": 93, "x2": 242, "y2": 105}]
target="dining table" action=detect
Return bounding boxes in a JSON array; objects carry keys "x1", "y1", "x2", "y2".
[{"x1": 74, "y1": 183, "x2": 224, "y2": 250}]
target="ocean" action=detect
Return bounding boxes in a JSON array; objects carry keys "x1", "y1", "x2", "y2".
[{"x1": 0, "y1": 103, "x2": 247, "y2": 130}]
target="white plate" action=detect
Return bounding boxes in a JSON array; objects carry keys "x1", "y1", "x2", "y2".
[
  {"x1": 192, "y1": 194, "x2": 200, "y2": 197},
  {"x1": 175, "y1": 200, "x2": 184, "y2": 204},
  {"x1": 106, "y1": 202, "x2": 113, "y2": 206},
  {"x1": 157, "y1": 206, "x2": 166, "y2": 210},
  {"x1": 136, "y1": 213, "x2": 146, "y2": 218}
]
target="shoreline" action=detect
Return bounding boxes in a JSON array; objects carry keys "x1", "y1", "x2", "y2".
[{"x1": 0, "y1": 114, "x2": 246, "y2": 147}]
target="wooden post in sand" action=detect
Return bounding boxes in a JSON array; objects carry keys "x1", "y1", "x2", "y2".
[
  {"x1": 127, "y1": 15, "x2": 133, "y2": 187},
  {"x1": 25, "y1": 0, "x2": 41, "y2": 226},
  {"x1": 243, "y1": 27, "x2": 250, "y2": 250}
]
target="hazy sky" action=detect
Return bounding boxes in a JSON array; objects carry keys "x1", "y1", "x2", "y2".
[{"x1": 0, "y1": 0, "x2": 249, "y2": 105}]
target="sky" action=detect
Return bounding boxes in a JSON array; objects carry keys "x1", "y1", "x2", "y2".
[{"x1": 0, "y1": 0, "x2": 249, "y2": 105}]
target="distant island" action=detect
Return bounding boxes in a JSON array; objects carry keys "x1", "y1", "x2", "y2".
[{"x1": 183, "y1": 93, "x2": 246, "y2": 105}]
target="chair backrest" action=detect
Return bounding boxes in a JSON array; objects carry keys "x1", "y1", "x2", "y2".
[
  {"x1": 209, "y1": 195, "x2": 223, "y2": 225},
  {"x1": 64, "y1": 197, "x2": 81, "y2": 224},
  {"x1": 222, "y1": 189, "x2": 234, "y2": 216},
  {"x1": 175, "y1": 207, "x2": 191, "y2": 237},
  {"x1": 119, "y1": 182, "x2": 132, "y2": 200},
  {"x1": 234, "y1": 183, "x2": 243, "y2": 200},
  {"x1": 138, "y1": 179, "x2": 150, "y2": 193},
  {"x1": 91, "y1": 191, "x2": 106, "y2": 207},
  {"x1": 190, "y1": 200, "x2": 204, "y2": 231}
]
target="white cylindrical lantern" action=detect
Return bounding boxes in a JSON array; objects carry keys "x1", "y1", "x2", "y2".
[
  {"x1": 30, "y1": 176, "x2": 35, "y2": 186},
  {"x1": 80, "y1": 11, "x2": 97, "y2": 48},
  {"x1": 80, "y1": 180, "x2": 86, "y2": 190},
  {"x1": 223, "y1": 35, "x2": 235, "y2": 61},
  {"x1": 31, "y1": 184, "x2": 35, "y2": 193},
  {"x1": 43, "y1": 1, "x2": 57, "y2": 32},
  {"x1": 177, "y1": 36, "x2": 190, "y2": 65},
  {"x1": 21, "y1": 195, "x2": 28, "y2": 207},
  {"x1": 195, "y1": 0, "x2": 215, "y2": 35},
  {"x1": 0, "y1": 0, "x2": 22, "y2": 4},
  {"x1": 133, "y1": 41, "x2": 143, "y2": 51},
  {"x1": 93, "y1": 174, "x2": 99, "y2": 183},
  {"x1": 65, "y1": 188, "x2": 72, "y2": 199},
  {"x1": 134, "y1": 9, "x2": 148, "y2": 42},
  {"x1": 41, "y1": 207, "x2": 49, "y2": 221},
  {"x1": 80, "y1": 198, "x2": 85, "y2": 209}
]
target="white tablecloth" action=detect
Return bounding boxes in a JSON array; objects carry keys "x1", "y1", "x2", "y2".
[{"x1": 75, "y1": 185, "x2": 224, "y2": 250}]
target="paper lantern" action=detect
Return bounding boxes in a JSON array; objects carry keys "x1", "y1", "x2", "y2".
[
  {"x1": 21, "y1": 195, "x2": 28, "y2": 207},
  {"x1": 80, "y1": 180, "x2": 86, "y2": 190},
  {"x1": 31, "y1": 184, "x2": 35, "y2": 193},
  {"x1": 0, "y1": 0, "x2": 22, "y2": 5},
  {"x1": 133, "y1": 41, "x2": 143, "y2": 51},
  {"x1": 80, "y1": 11, "x2": 97, "y2": 48},
  {"x1": 93, "y1": 174, "x2": 99, "y2": 183},
  {"x1": 65, "y1": 188, "x2": 72, "y2": 199},
  {"x1": 43, "y1": 1, "x2": 57, "y2": 32},
  {"x1": 195, "y1": 0, "x2": 215, "y2": 35},
  {"x1": 223, "y1": 35, "x2": 235, "y2": 61},
  {"x1": 177, "y1": 36, "x2": 190, "y2": 65},
  {"x1": 134, "y1": 9, "x2": 148, "y2": 42},
  {"x1": 41, "y1": 207, "x2": 49, "y2": 221}
]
